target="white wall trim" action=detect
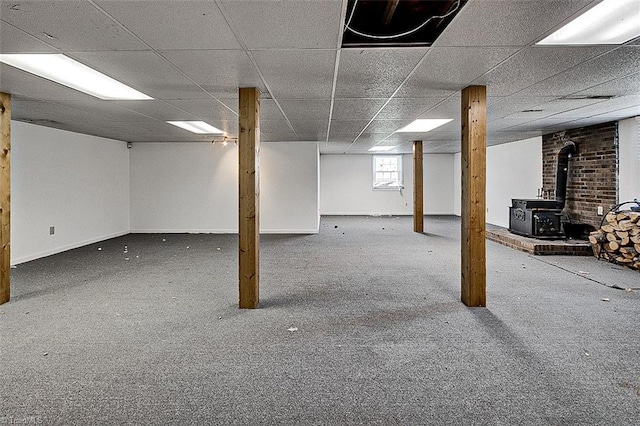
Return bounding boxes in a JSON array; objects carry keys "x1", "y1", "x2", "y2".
[
  {"x1": 261, "y1": 229, "x2": 319, "y2": 234},
  {"x1": 131, "y1": 229, "x2": 238, "y2": 234},
  {"x1": 131, "y1": 229, "x2": 319, "y2": 234},
  {"x1": 321, "y1": 212, "x2": 413, "y2": 216},
  {"x1": 12, "y1": 231, "x2": 129, "y2": 265}
]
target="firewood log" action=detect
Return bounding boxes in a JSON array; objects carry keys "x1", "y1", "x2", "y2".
[
  {"x1": 602, "y1": 224, "x2": 615, "y2": 233},
  {"x1": 616, "y1": 212, "x2": 630, "y2": 222},
  {"x1": 605, "y1": 241, "x2": 620, "y2": 252},
  {"x1": 618, "y1": 220, "x2": 635, "y2": 232}
]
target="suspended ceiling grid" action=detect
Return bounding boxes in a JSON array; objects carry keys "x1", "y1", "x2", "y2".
[{"x1": 0, "y1": 0, "x2": 638, "y2": 154}]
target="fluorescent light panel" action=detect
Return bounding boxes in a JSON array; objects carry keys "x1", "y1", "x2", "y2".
[
  {"x1": 368, "y1": 146, "x2": 395, "y2": 152},
  {"x1": 537, "y1": 0, "x2": 640, "y2": 45},
  {"x1": 0, "y1": 54, "x2": 152, "y2": 100},
  {"x1": 396, "y1": 119, "x2": 453, "y2": 133},
  {"x1": 167, "y1": 121, "x2": 224, "y2": 134}
]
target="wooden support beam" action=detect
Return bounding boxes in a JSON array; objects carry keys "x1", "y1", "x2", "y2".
[
  {"x1": 0, "y1": 92, "x2": 10, "y2": 305},
  {"x1": 238, "y1": 87, "x2": 260, "y2": 309},
  {"x1": 413, "y1": 140, "x2": 423, "y2": 233},
  {"x1": 460, "y1": 85, "x2": 486, "y2": 307}
]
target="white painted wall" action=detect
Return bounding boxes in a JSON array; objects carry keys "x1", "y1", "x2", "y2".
[
  {"x1": 11, "y1": 121, "x2": 130, "y2": 265},
  {"x1": 486, "y1": 137, "x2": 542, "y2": 227},
  {"x1": 261, "y1": 142, "x2": 320, "y2": 233},
  {"x1": 320, "y1": 154, "x2": 455, "y2": 215},
  {"x1": 130, "y1": 142, "x2": 319, "y2": 233},
  {"x1": 452, "y1": 137, "x2": 543, "y2": 228},
  {"x1": 618, "y1": 116, "x2": 640, "y2": 203}
]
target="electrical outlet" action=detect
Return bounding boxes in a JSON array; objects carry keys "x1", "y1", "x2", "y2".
[
  {"x1": 597, "y1": 206, "x2": 604, "y2": 216},
  {"x1": 49, "y1": 226, "x2": 55, "y2": 235}
]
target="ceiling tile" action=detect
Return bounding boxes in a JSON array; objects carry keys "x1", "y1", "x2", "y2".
[
  {"x1": 570, "y1": 72, "x2": 640, "y2": 98},
  {"x1": 331, "y1": 98, "x2": 388, "y2": 121},
  {"x1": 517, "y1": 47, "x2": 640, "y2": 97},
  {"x1": 376, "y1": 98, "x2": 443, "y2": 120},
  {"x1": 366, "y1": 119, "x2": 411, "y2": 134},
  {"x1": 261, "y1": 131, "x2": 299, "y2": 142},
  {"x1": 592, "y1": 105, "x2": 640, "y2": 119},
  {"x1": 260, "y1": 120, "x2": 292, "y2": 133},
  {"x1": 488, "y1": 96, "x2": 557, "y2": 120},
  {"x1": 548, "y1": 95, "x2": 640, "y2": 119},
  {"x1": 289, "y1": 120, "x2": 327, "y2": 135},
  {"x1": 94, "y1": 1, "x2": 241, "y2": 50},
  {"x1": 326, "y1": 132, "x2": 357, "y2": 144},
  {"x1": 329, "y1": 120, "x2": 370, "y2": 135},
  {"x1": 488, "y1": 131, "x2": 543, "y2": 146},
  {"x1": 62, "y1": 98, "x2": 159, "y2": 122},
  {"x1": 69, "y1": 51, "x2": 210, "y2": 101},
  {"x1": 161, "y1": 50, "x2": 266, "y2": 98},
  {"x1": 0, "y1": 0, "x2": 146, "y2": 51},
  {"x1": 12, "y1": 99, "x2": 113, "y2": 124},
  {"x1": 278, "y1": 99, "x2": 332, "y2": 122},
  {"x1": 499, "y1": 98, "x2": 609, "y2": 121},
  {"x1": 217, "y1": 98, "x2": 285, "y2": 121},
  {"x1": 95, "y1": 121, "x2": 166, "y2": 135},
  {"x1": 109, "y1": 100, "x2": 198, "y2": 121},
  {"x1": 416, "y1": 94, "x2": 460, "y2": 119},
  {"x1": 219, "y1": 0, "x2": 342, "y2": 49},
  {"x1": 251, "y1": 50, "x2": 335, "y2": 99},
  {"x1": 296, "y1": 133, "x2": 327, "y2": 142},
  {"x1": 478, "y1": 46, "x2": 615, "y2": 97},
  {"x1": 490, "y1": 117, "x2": 573, "y2": 133},
  {"x1": 335, "y1": 48, "x2": 426, "y2": 98},
  {"x1": 165, "y1": 99, "x2": 238, "y2": 123},
  {"x1": 0, "y1": 21, "x2": 58, "y2": 53},
  {"x1": 320, "y1": 142, "x2": 353, "y2": 154},
  {"x1": 397, "y1": 47, "x2": 519, "y2": 97},
  {"x1": 435, "y1": 0, "x2": 596, "y2": 47}
]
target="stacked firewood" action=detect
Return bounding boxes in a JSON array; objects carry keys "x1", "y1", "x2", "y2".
[{"x1": 589, "y1": 211, "x2": 640, "y2": 270}]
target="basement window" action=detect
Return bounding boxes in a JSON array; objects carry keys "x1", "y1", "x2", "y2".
[{"x1": 372, "y1": 155, "x2": 403, "y2": 190}]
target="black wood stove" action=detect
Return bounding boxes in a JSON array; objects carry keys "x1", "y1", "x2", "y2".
[{"x1": 509, "y1": 141, "x2": 576, "y2": 239}]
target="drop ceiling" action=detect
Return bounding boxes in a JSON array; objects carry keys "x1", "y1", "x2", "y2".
[{"x1": 0, "y1": 0, "x2": 638, "y2": 154}]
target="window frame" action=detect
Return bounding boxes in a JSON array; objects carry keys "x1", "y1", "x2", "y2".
[{"x1": 372, "y1": 154, "x2": 404, "y2": 190}]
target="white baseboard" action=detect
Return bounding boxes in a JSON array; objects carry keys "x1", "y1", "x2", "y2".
[{"x1": 12, "y1": 230, "x2": 130, "y2": 265}]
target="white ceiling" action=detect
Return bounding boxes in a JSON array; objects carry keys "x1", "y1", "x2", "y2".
[{"x1": 0, "y1": 0, "x2": 638, "y2": 154}]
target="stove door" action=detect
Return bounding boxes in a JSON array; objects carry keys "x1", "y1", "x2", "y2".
[
  {"x1": 533, "y1": 212, "x2": 563, "y2": 237},
  {"x1": 509, "y1": 207, "x2": 534, "y2": 237}
]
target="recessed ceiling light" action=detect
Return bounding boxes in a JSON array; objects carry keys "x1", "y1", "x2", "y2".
[
  {"x1": 167, "y1": 121, "x2": 224, "y2": 134},
  {"x1": 395, "y1": 119, "x2": 453, "y2": 133},
  {"x1": 0, "y1": 54, "x2": 153, "y2": 100},
  {"x1": 537, "y1": 0, "x2": 640, "y2": 45},
  {"x1": 368, "y1": 146, "x2": 395, "y2": 152}
]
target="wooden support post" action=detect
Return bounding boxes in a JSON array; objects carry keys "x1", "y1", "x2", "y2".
[
  {"x1": 238, "y1": 88, "x2": 260, "y2": 309},
  {"x1": 413, "y1": 140, "x2": 423, "y2": 233},
  {"x1": 460, "y1": 86, "x2": 486, "y2": 307},
  {"x1": 0, "y1": 92, "x2": 10, "y2": 305}
]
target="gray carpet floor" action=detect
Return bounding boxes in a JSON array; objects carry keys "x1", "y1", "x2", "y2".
[{"x1": 1, "y1": 215, "x2": 639, "y2": 425}]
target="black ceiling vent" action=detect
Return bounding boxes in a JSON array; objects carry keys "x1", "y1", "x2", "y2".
[{"x1": 342, "y1": 0, "x2": 467, "y2": 48}]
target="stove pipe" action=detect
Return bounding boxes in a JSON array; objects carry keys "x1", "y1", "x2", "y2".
[{"x1": 555, "y1": 141, "x2": 576, "y2": 208}]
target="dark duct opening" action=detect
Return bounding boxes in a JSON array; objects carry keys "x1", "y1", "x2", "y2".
[
  {"x1": 555, "y1": 141, "x2": 576, "y2": 209},
  {"x1": 342, "y1": 0, "x2": 468, "y2": 48}
]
